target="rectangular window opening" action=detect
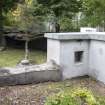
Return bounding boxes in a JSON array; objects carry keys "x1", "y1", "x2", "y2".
[{"x1": 74, "y1": 51, "x2": 83, "y2": 63}]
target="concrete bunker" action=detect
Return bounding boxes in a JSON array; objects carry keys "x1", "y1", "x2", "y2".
[{"x1": 45, "y1": 32, "x2": 105, "y2": 84}]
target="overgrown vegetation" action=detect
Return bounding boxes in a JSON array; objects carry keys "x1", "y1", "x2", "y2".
[
  {"x1": 1, "y1": 0, "x2": 105, "y2": 34},
  {"x1": 4, "y1": 0, "x2": 82, "y2": 32},
  {"x1": 0, "y1": 48, "x2": 46, "y2": 67},
  {"x1": 45, "y1": 88, "x2": 99, "y2": 105},
  {"x1": 80, "y1": 0, "x2": 105, "y2": 28},
  {"x1": 45, "y1": 92, "x2": 79, "y2": 105}
]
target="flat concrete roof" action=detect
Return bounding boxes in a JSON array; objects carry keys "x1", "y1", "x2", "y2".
[{"x1": 45, "y1": 32, "x2": 105, "y2": 41}]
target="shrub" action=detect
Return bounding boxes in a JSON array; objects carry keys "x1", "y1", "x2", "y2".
[
  {"x1": 45, "y1": 88, "x2": 99, "y2": 105},
  {"x1": 45, "y1": 92, "x2": 79, "y2": 105},
  {"x1": 72, "y1": 88, "x2": 98, "y2": 105}
]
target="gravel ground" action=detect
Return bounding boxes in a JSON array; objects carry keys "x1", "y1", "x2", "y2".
[{"x1": 0, "y1": 76, "x2": 105, "y2": 105}]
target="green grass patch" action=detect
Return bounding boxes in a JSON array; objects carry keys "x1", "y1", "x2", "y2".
[
  {"x1": 45, "y1": 87, "x2": 105, "y2": 105},
  {"x1": 0, "y1": 48, "x2": 46, "y2": 67}
]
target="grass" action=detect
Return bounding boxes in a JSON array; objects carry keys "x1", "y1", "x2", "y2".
[{"x1": 0, "y1": 48, "x2": 46, "y2": 67}]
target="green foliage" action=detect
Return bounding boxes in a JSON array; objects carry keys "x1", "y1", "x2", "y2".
[
  {"x1": 2, "y1": 0, "x2": 21, "y2": 13},
  {"x1": 45, "y1": 92, "x2": 79, "y2": 105},
  {"x1": 72, "y1": 88, "x2": 98, "y2": 105},
  {"x1": 36, "y1": 0, "x2": 82, "y2": 32},
  {"x1": 37, "y1": 0, "x2": 82, "y2": 16},
  {"x1": 96, "y1": 96, "x2": 105, "y2": 105},
  {"x1": 5, "y1": 0, "x2": 47, "y2": 33},
  {"x1": 45, "y1": 88, "x2": 99, "y2": 105},
  {"x1": 4, "y1": 0, "x2": 83, "y2": 32},
  {"x1": 0, "y1": 0, "x2": 21, "y2": 46},
  {"x1": 80, "y1": 0, "x2": 105, "y2": 27},
  {"x1": 59, "y1": 17, "x2": 79, "y2": 32},
  {"x1": 59, "y1": 18, "x2": 72, "y2": 32},
  {"x1": 18, "y1": 3, "x2": 46, "y2": 33},
  {"x1": 0, "y1": 0, "x2": 21, "y2": 26}
]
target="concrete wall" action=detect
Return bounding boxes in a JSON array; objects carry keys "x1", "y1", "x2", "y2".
[
  {"x1": 47, "y1": 39, "x2": 89, "y2": 79},
  {"x1": 60, "y1": 40, "x2": 89, "y2": 79},
  {"x1": 47, "y1": 39, "x2": 61, "y2": 64},
  {"x1": 0, "y1": 69, "x2": 61, "y2": 86},
  {"x1": 0, "y1": 62, "x2": 62, "y2": 86},
  {"x1": 45, "y1": 32, "x2": 105, "y2": 84},
  {"x1": 89, "y1": 40, "x2": 105, "y2": 83}
]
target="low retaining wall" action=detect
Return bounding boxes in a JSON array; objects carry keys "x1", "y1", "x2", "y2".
[{"x1": 0, "y1": 61, "x2": 62, "y2": 86}]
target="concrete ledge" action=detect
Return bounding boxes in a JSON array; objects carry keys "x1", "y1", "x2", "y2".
[
  {"x1": 0, "y1": 61, "x2": 62, "y2": 86},
  {"x1": 0, "y1": 69, "x2": 61, "y2": 86},
  {"x1": 45, "y1": 32, "x2": 105, "y2": 41}
]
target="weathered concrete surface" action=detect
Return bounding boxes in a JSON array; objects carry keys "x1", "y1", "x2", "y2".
[
  {"x1": 60, "y1": 40, "x2": 89, "y2": 79},
  {"x1": 45, "y1": 32, "x2": 105, "y2": 84},
  {"x1": 89, "y1": 40, "x2": 105, "y2": 83},
  {"x1": 46, "y1": 38, "x2": 89, "y2": 80},
  {"x1": 45, "y1": 32, "x2": 105, "y2": 41},
  {"x1": 0, "y1": 61, "x2": 62, "y2": 86}
]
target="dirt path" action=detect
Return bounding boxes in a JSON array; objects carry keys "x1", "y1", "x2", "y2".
[{"x1": 0, "y1": 77, "x2": 105, "y2": 105}]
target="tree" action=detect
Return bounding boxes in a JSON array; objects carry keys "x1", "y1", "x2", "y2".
[
  {"x1": 12, "y1": 0, "x2": 46, "y2": 60},
  {"x1": 4, "y1": 0, "x2": 48, "y2": 61},
  {"x1": 80, "y1": 0, "x2": 105, "y2": 30},
  {"x1": 16, "y1": 0, "x2": 82, "y2": 60},
  {"x1": 0, "y1": 0, "x2": 23, "y2": 49},
  {"x1": 36, "y1": 0, "x2": 82, "y2": 32}
]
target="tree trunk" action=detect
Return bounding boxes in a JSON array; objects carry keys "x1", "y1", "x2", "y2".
[
  {"x1": 0, "y1": 0, "x2": 3, "y2": 45},
  {"x1": 25, "y1": 40, "x2": 29, "y2": 60},
  {"x1": 1, "y1": 35, "x2": 6, "y2": 48},
  {"x1": 55, "y1": 22, "x2": 60, "y2": 32},
  {"x1": 0, "y1": 0, "x2": 6, "y2": 48},
  {"x1": 55, "y1": 16, "x2": 60, "y2": 32}
]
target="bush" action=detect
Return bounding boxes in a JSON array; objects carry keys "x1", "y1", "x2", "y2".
[
  {"x1": 45, "y1": 92, "x2": 79, "y2": 105},
  {"x1": 72, "y1": 88, "x2": 98, "y2": 105},
  {"x1": 45, "y1": 88, "x2": 98, "y2": 105}
]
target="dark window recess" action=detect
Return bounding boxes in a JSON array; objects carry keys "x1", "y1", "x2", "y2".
[{"x1": 75, "y1": 51, "x2": 83, "y2": 63}]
